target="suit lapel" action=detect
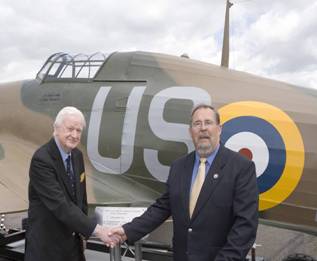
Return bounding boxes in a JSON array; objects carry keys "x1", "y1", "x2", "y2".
[
  {"x1": 181, "y1": 152, "x2": 195, "y2": 223},
  {"x1": 48, "y1": 139, "x2": 76, "y2": 202},
  {"x1": 190, "y1": 145, "x2": 229, "y2": 222}
]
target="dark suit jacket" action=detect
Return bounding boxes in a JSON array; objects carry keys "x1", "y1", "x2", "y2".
[
  {"x1": 25, "y1": 138, "x2": 97, "y2": 261},
  {"x1": 123, "y1": 144, "x2": 258, "y2": 261}
]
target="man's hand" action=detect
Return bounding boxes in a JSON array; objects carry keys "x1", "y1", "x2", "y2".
[
  {"x1": 94, "y1": 224, "x2": 121, "y2": 247},
  {"x1": 108, "y1": 226, "x2": 127, "y2": 242}
]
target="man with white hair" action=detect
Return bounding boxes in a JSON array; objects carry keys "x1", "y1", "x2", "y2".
[{"x1": 25, "y1": 106, "x2": 117, "y2": 261}]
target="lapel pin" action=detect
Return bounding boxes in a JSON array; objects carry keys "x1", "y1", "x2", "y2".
[{"x1": 213, "y1": 173, "x2": 219, "y2": 179}]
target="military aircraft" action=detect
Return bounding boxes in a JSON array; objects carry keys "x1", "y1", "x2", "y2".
[
  {"x1": 1, "y1": 1, "x2": 317, "y2": 260},
  {"x1": 1, "y1": 47, "x2": 317, "y2": 227}
]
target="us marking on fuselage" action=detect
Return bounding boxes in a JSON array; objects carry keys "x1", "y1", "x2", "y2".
[{"x1": 87, "y1": 86, "x2": 211, "y2": 181}]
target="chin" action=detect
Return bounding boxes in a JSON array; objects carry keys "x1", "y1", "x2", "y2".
[
  {"x1": 67, "y1": 144, "x2": 78, "y2": 150},
  {"x1": 198, "y1": 141, "x2": 213, "y2": 152}
]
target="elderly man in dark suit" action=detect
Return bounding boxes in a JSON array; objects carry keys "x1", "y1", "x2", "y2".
[
  {"x1": 25, "y1": 106, "x2": 117, "y2": 261},
  {"x1": 109, "y1": 104, "x2": 259, "y2": 261}
]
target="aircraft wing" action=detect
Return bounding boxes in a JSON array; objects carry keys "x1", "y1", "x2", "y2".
[
  {"x1": 85, "y1": 167, "x2": 162, "y2": 206},
  {"x1": 0, "y1": 181, "x2": 27, "y2": 214},
  {"x1": 0, "y1": 133, "x2": 33, "y2": 213}
]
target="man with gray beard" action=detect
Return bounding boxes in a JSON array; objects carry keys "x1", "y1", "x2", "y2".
[{"x1": 110, "y1": 104, "x2": 259, "y2": 261}]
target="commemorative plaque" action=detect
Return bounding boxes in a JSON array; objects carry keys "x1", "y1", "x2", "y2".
[{"x1": 95, "y1": 207, "x2": 147, "y2": 227}]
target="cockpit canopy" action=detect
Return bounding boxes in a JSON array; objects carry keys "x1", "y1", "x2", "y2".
[{"x1": 36, "y1": 52, "x2": 108, "y2": 82}]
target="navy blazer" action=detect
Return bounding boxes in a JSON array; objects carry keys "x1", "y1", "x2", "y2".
[
  {"x1": 124, "y1": 144, "x2": 258, "y2": 261},
  {"x1": 25, "y1": 138, "x2": 96, "y2": 261}
]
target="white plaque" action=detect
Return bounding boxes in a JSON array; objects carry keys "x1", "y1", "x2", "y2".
[{"x1": 95, "y1": 207, "x2": 147, "y2": 227}]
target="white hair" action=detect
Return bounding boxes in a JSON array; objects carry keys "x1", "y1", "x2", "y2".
[{"x1": 53, "y1": 106, "x2": 86, "y2": 129}]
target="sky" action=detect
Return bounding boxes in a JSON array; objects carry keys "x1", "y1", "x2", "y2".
[{"x1": 1, "y1": 0, "x2": 316, "y2": 89}]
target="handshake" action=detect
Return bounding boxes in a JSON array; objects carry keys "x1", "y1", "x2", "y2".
[{"x1": 94, "y1": 224, "x2": 127, "y2": 248}]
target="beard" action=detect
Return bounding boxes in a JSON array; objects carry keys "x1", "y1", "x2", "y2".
[{"x1": 197, "y1": 142, "x2": 213, "y2": 157}]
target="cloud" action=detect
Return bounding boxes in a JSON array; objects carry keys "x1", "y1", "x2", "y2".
[
  {"x1": 230, "y1": 0, "x2": 317, "y2": 88},
  {"x1": 0, "y1": 0, "x2": 316, "y2": 89}
]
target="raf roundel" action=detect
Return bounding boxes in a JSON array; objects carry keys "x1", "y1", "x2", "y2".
[{"x1": 219, "y1": 101, "x2": 305, "y2": 211}]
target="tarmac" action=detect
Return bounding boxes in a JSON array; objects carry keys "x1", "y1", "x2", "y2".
[{"x1": 1, "y1": 212, "x2": 317, "y2": 261}]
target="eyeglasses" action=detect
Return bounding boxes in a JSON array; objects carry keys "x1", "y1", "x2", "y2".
[{"x1": 191, "y1": 120, "x2": 215, "y2": 129}]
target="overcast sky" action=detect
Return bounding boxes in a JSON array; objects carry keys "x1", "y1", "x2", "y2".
[{"x1": 1, "y1": 0, "x2": 316, "y2": 89}]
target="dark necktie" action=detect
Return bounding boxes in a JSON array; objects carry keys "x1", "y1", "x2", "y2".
[{"x1": 66, "y1": 155, "x2": 76, "y2": 197}]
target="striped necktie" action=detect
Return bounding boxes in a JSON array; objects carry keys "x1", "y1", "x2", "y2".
[
  {"x1": 66, "y1": 155, "x2": 76, "y2": 197},
  {"x1": 189, "y1": 158, "x2": 206, "y2": 217}
]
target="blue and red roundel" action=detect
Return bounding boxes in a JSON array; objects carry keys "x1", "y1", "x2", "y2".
[{"x1": 219, "y1": 101, "x2": 305, "y2": 211}]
